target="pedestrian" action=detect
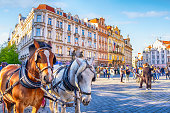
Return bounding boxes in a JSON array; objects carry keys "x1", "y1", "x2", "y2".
[
  {"x1": 107, "y1": 67, "x2": 111, "y2": 79},
  {"x1": 165, "y1": 66, "x2": 169, "y2": 80},
  {"x1": 125, "y1": 67, "x2": 130, "y2": 82},
  {"x1": 120, "y1": 66, "x2": 124, "y2": 83},
  {"x1": 110, "y1": 67, "x2": 115, "y2": 79},
  {"x1": 160, "y1": 67, "x2": 165, "y2": 76},
  {"x1": 132, "y1": 67, "x2": 136, "y2": 79},
  {"x1": 139, "y1": 63, "x2": 152, "y2": 90},
  {"x1": 103, "y1": 68, "x2": 106, "y2": 78},
  {"x1": 156, "y1": 67, "x2": 160, "y2": 80}
]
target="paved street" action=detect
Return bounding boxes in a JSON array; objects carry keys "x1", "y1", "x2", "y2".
[{"x1": 1, "y1": 75, "x2": 170, "y2": 113}]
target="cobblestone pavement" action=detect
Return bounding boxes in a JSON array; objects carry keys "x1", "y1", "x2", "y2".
[{"x1": 1, "y1": 75, "x2": 170, "y2": 113}]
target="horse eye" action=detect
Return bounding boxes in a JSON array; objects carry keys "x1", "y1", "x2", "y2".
[{"x1": 80, "y1": 75, "x2": 83, "y2": 79}]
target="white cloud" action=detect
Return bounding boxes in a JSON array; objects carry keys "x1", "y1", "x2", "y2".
[
  {"x1": 122, "y1": 11, "x2": 169, "y2": 18},
  {"x1": 165, "y1": 16, "x2": 170, "y2": 20}
]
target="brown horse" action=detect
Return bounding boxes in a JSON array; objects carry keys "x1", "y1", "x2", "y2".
[{"x1": 0, "y1": 40, "x2": 56, "y2": 113}]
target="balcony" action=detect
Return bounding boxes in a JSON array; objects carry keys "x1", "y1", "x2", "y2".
[
  {"x1": 87, "y1": 36, "x2": 92, "y2": 40},
  {"x1": 47, "y1": 24, "x2": 52, "y2": 29},
  {"x1": 82, "y1": 35, "x2": 85, "y2": 39},
  {"x1": 33, "y1": 22, "x2": 45, "y2": 27},
  {"x1": 56, "y1": 27, "x2": 63, "y2": 31}
]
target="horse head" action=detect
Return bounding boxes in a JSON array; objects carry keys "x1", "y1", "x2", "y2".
[
  {"x1": 74, "y1": 57, "x2": 96, "y2": 106},
  {"x1": 28, "y1": 40, "x2": 56, "y2": 85}
]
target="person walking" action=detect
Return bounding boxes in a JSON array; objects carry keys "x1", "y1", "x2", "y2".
[
  {"x1": 107, "y1": 67, "x2": 111, "y2": 79},
  {"x1": 125, "y1": 67, "x2": 130, "y2": 83},
  {"x1": 156, "y1": 67, "x2": 160, "y2": 80},
  {"x1": 110, "y1": 67, "x2": 115, "y2": 79},
  {"x1": 120, "y1": 66, "x2": 124, "y2": 83},
  {"x1": 139, "y1": 63, "x2": 152, "y2": 90},
  {"x1": 132, "y1": 68, "x2": 136, "y2": 79},
  {"x1": 103, "y1": 68, "x2": 106, "y2": 78},
  {"x1": 160, "y1": 67, "x2": 165, "y2": 76},
  {"x1": 165, "y1": 67, "x2": 169, "y2": 80}
]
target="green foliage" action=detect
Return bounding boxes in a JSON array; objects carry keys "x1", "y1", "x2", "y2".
[{"x1": 0, "y1": 42, "x2": 21, "y2": 64}]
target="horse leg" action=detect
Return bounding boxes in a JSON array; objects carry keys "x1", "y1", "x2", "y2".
[
  {"x1": 55, "y1": 101, "x2": 58, "y2": 113},
  {"x1": 3, "y1": 100, "x2": 12, "y2": 113},
  {"x1": 15, "y1": 102, "x2": 24, "y2": 113},
  {"x1": 61, "y1": 104, "x2": 66, "y2": 113},
  {"x1": 75, "y1": 91, "x2": 81, "y2": 113},
  {"x1": 49, "y1": 100, "x2": 54, "y2": 113}
]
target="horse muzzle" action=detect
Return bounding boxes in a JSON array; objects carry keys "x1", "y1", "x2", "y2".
[
  {"x1": 81, "y1": 96, "x2": 91, "y2": 106},
  {"x1": 43, "y1": 75, "x2": 53, "y2": 84}
]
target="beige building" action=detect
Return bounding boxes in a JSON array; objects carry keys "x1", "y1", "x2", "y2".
[
  {"x1": 124, "y1": 35, "x2": 133, "y2": 68},
  {"x1": 10, "y1": 4, "x2": 98, "y2": 64}
]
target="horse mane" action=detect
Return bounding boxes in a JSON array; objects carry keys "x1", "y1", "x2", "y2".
[{"x1": 29, "y1": 41, "x2": 52, "y2": 57}]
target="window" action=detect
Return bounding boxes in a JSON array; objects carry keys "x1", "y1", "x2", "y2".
[
  {"x1": 68, "y1": 36, "x2": 71, "y2": 43},
  {"x1": 94, "y1": 43, "x2": 96, "y2": 48},
  {"x1": 109, "y1": 46, "x2": 111, "y2": 51},
  {"x1": 75, "y1": 38, "x2": 78, "y2": 44},
  {"x1": 82, "y1": 30, "x2": 84, "y2": 35},
  {"x1": 88, "y1": 32, "x2": 90, "y2": 37},
  {"x1": 109, "y1": 39, "x2": 111, "y2": 43},
  {"x1": 82, "y1": 39, "x2": 84, "y2": 46},
  {"x1": 48, "y1": 18, "x2": 52, "y2": 25},
  {"x1": 60, "y1": 12, "x2": 62, "y2": 16},
  {"x1": 56, "y1": 21, "x2": 59, "y2": 27},
  {"x1": 157, "y1": 56, "x2": 159, "y2": 59},
  {"x1": 157, "y1": 60, "x2": 159, "y2": 64},
  {"x1": 56, "y1": 46, "x2": 59, "y2": 54},
  {"x1": 48, "y1": 30, "x2": 51, "y2": 38},
  {"x1": 68, "y1": 15, "x2": 71, "y2": 19},
  {"x1": 99, "y1": 36, "x2": 101, "y2": 40},
  {"x1": 68, "y1": 25, "x2": 71, "y2": 31},
  {"x1": 67, "y1": 48, "x2": 71, "y2": 56},
  {"x1": 57, "y1": 11, "x2": 60, "y2": 15},
  {"x1": 162, "y1": 60, "x2": 164, "y2": 64},
  {"x1": 36, "y1": 28, "x2": 40, "y2": 36},
  {"x1": 59, "y1": 47, "x2": 62, "y2": 54},
  {"x1": 43, "y1": 15, "x2": 45, "y2": 22},
  {"x1": 60, "y1": 22, "x2": 62, "y2": 28},
  {"x1": 94, "y1": 34, "x2": 96, "y2": 40},
  {"x1": 75, "y1": 27, "x2": 78, "y2": 33},
  {"x1": 56, "y1": 33, "x2": 59, "y2": 40},
  {"x1": 90, "y1": 32, "x2": 92, "y2": 37},
  {"x1": 162, "y1": 55, "x2": 164, "y2": 59},
  {"x1": 42, "y1": 28, "x2": 44, "y2": 36},
  {"x1": 88, "y1": 41, "x2": 92, "y2": 47},
  {"x1": 37, "y1": 15, "x2": 41, "y2": 22},
  {"x1": 109, "y1": 54, "x2": 112, "y2": 60},
  {"x1": 102, "y1": 37, "x2": 104, "y2": 41}
]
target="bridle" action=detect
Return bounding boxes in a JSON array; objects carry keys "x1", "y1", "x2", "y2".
[
  {"x1": 76, "y1": 59, "x2": 96, "y2": 96},
  {"x1": 29, "y1": 47, "x2": 54, "y2": 82}
]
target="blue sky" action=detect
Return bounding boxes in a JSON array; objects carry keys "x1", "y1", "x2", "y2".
[{"x1": 0, "y1": 0, "x2": 170, "y2": 56}]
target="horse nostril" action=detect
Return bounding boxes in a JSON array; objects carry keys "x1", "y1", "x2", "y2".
[{"x1": 44, "y1": 76, "x2": 47, "y2": 82}]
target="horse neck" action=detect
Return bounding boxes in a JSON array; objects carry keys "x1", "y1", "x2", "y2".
[
  {"x1": 26, "y1": 56, "x2": 39, "y2": 82},
  {"x1": 68, "y1": 60, "x2": 82, "y2": 86}
]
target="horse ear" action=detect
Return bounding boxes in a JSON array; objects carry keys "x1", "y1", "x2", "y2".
[{"x1": 34, "y1": 39, "x2": 40, "y2": 49}]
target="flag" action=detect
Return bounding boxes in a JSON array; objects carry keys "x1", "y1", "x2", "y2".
[{"x1": 113, "y1": 42, "x2": 116, "y2": 51}]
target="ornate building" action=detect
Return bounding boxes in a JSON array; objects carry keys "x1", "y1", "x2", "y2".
[
  {"x1": 10, "y1": 4, "x2": 98, "y2": 64},
  {"x1": 89, "y1": 18, "x2": 108, "y2": 66},
  {"x1": 124, "y1": 35, "x2": 133, "y2": 68},
  {"x1": 107, "y1": 26, "x2": 125, "y2": 67}
]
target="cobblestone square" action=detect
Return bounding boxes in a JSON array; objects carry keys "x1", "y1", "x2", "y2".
[{"x1": 1, "y1": 75, "x2": 170, "y2": 113}]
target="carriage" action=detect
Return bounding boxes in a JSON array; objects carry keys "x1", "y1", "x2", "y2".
[{"x1": 0, "y1": 40, "x2": 96, "y2": 113}]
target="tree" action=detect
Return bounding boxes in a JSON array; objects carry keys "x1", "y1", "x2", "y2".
[{"x1": 0, "y1": 42, "x2": 21, "y2": 64}]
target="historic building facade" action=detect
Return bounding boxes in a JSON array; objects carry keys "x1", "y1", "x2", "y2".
[
  {"x1": 10, "y1": 4, "x2": 133, "y2": 67},
  {"x1": 89, "y1": 18, "x2": 108, "y2": 66},
  {"x1": 124, "y1": 35, "x2": 133, "y2": 68},
  {"x1": 10, "y1": 4, "x2": 98, "y2": 64},
  {"x1": 143, "y1": 39, "x2": 170, "y2": 67},
  {"x1": 107, "y1": 26, "x2": 125, "y2": 67}
]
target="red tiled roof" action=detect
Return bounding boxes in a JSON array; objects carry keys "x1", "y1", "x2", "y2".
[
  {"x1": 166, "y1": 45, "x2": 170, "y2": 49},
  {"x1": 37, "y1": 4, "x2": 55, "y2": 13},
  {"x1": 163, "y1": 41, "x2": 170, "y2": 44}
]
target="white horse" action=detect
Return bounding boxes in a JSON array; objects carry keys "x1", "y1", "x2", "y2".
[{"x1": 49, "y1": 58, "x2": 96, "y2": 113}]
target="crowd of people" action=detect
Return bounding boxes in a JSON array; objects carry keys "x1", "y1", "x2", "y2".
[{"x1": 96, "y1": 64, "x2": 170, "y2": 90}]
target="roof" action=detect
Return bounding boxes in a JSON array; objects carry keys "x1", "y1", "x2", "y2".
[
  {"x1": 148, "y1": 45, "x2": 152, "y2": 48},
  {"x1": 162, "y1": 41, "x2": 170, "y2": 44},
  {"x1": 166, "y1": 45, "x2": 170, "y2": 49},
  {"x1": 37, "y1": 4, "x2": 55, "y2": 13}
]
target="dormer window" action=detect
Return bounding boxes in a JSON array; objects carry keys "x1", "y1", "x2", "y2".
[
  {"x1": 57, "y1": 10, "x2": 60, "y2": 15},
  {"x1": 60, "y1": 12, "x2": 62, "y2": 16},
  {"x1": 37, "y1": 15, "x2": 41, "y2": 22}
]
